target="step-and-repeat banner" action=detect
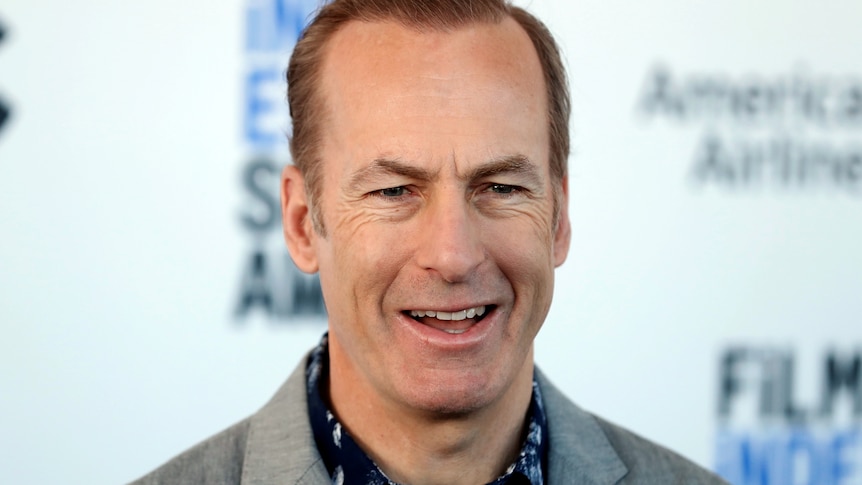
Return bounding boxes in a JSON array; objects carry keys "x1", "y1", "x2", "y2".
[{"x1": 1, "y1": 1, "x2": 859, "y2": 483}]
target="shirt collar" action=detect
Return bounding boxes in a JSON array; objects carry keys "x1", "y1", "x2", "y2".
[{"x1": 306, "y1": 333, "x2": 547, "y2": 485}]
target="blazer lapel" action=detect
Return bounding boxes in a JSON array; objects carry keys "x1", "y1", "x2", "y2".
[
  {"x1": 537, "y1": 369, "x2": 629, "y2": 485},
  {"x1": 241, "y1": 357, "x2": 329, "y2": 485}
]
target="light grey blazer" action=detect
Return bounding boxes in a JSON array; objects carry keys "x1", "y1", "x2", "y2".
[{"x1": 131, "y1": 358, "x2": 728, "y2": 484}]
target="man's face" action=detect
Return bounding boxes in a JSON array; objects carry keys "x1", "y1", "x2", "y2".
[{"x1": 295, "y1": 17, "x2": 570, "y2": 414}]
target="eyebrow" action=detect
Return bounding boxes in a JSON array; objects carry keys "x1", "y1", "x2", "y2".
[
  {"x1": 467, "y1": 155, "x2": 543, "y2": 187},
  {"x1": 347, "y1": 154, "x2": 543, "y2": 190},
  {"x1": 348, "y1": 158, "x2": 438, "y2": 192}
]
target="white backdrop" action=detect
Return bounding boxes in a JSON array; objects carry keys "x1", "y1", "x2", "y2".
[{"x1": 1, "y1": 1, "x2": 860, "y2": 484}]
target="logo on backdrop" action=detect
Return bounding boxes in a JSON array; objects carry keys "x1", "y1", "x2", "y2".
[
  {"x1": 235, "y1": 0, "x2": 326, "y2": 323},
  {"x1": 0, "y1": 17, "x2": 12, "y2": 138},
  {"x1": 715, "y1": 346, "x2": 861, "y2": 484},
  {"x1": 639, "y1": 65, "x2": 862, "y2": 195}
]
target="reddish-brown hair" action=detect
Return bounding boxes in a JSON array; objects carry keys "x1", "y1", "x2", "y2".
[{"x1": 287, "y1": 0, "x2": 570, "y2": 233}]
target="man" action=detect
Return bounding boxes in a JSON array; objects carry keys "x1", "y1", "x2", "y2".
[{"x1": 134, "y1": 1, "x2": 727, "y2": 483}]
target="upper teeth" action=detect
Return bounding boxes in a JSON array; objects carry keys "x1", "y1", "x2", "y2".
[{"x1": 410, "y1": 306, "x2": 486, "y2": 321}]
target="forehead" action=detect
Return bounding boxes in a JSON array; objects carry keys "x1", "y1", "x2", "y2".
[
  {"x1": 316, "y1": 17, "x2": 548, "y2": 171},
  {"x1": 322, "y1": 16, "x2": 542, "y2": 85}
]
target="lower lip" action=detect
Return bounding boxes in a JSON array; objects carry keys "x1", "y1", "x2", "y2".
[{"x1": 398, "y1": 308, "x2": 498, "y2": 350}]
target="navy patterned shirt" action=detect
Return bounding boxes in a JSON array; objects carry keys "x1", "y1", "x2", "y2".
[{"x1": 306, "y1": 334, "x2": 548, "y2": 485}]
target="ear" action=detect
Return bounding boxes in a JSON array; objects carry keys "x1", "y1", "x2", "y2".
[
  {"x1": 281, "y1": 165, "x2": 319, "y2": 273},
  {"x1": 553, "y1": 176, "x2": 571, "y2": 267}
]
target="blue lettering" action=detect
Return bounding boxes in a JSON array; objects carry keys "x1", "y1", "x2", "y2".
[
  {"x1": 716, "y1": 431, "x2": 778, "y2": 485},
  {"x1": 245, "y1": 7, "x2": 267, "y2": 52},
  {"x1": 274, "y1": 0, "x2": 309, "y2": 47},
  {"x1": 245, "y1": 0, "x2": 312, "y2": 52},
  {"x1": 716, "y1": 429, "x2": 862, "y2": 485},
  {"x1": 742, "y1": 435, "x2": 778, "y2": 485},
  {"x1": 244, "y1": 67, "x2": 280, "y2": 148},
  {"x1": 787, "y1": 429, "x2": 818, "y2": 485},
  {"x1": 831, "y1": 430, "x2": 860, "y2": 485}
]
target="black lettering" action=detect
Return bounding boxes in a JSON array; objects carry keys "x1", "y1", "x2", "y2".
[
  {"x1": 0, "y1": 20, "x2": 10, "y2": 136},
  {"x1": 760, "y1": 352, "x2": 781, "y2": 418},
  {"x1": 779, "y1": 353, "x2": 805, "y2": 422},
  {"x1": 732, "y1": 82, "x2": 765, "y2": 120},
  {"x1": 686, "y1": 77, "x2": 730, "y2": 119},
  {"x1": 845, "y1": 151, "x2": 862, "y2": 194},
  {"x1": 798, "y1": 143, "x2": 834, "y2": 188},
  {"x1": 840, "y1": 84, "x2": 862, "y2": 123},
  {"x1": 692, "y1": 135, "x2": 735, "y2": 186},
  {"x1": 290, "y1": 270, "x2": 326, "y2": 317},
  {"x1": 757, "y1": 350, "x2": 798, "y2": 421},
  {"x1": 777, "y1": 138, "x2": 799, "y2": 185},
  {"x1": 0, "y1": 97, "x2": 9, "y2": 135},
  {"x1": 820, "y1": 350, "x2": 862, "y2": 417},
  {"x1": 719, "y1": 348, "x2": 746, "y2": 417},
  {"x1": 639, "y1": 65, "x2": 683, "y2": 119},
  {"x1": 739, "y1": 139, "x2": 765, "y2": 186},
  {"x1": 801, "y1": 81, "x2": 829, "y2": 126},
  {"x1": 235, "y1": 250, "x2": 273, "y2": 318},
  {"x1": 241, "y1": 158, "x2": 279, "y2": 233}
]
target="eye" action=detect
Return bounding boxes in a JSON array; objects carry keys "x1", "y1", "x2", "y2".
[
  {"x1": 488, "y1": 184, "x2": 517, "y2": 194},
  {"x1": 378, "y1": 186, "x2": 407, "y2": 197}
]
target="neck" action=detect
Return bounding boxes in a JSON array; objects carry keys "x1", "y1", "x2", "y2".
[{"x1": 327, "y1": 347, "x2": 535, "y2": 485}]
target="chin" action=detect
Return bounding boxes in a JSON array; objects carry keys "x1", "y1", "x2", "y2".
[
  {"x1": 395, "y1": 367, "x2": 513, "y2": 417},
  {"x1": 406, "y1": 392, "x2": 489, "y2": 418}
]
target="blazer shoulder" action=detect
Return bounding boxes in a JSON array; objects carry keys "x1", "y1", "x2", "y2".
[
  {"x1": 592, "y1": 416, "x2": 729, "y2": 484},
  {"x1": 536, "y1": 368, "x2": 728, "y2": 485},
  {"x1": 129, "y1": 419, "x2": 251, "y2": 485}
]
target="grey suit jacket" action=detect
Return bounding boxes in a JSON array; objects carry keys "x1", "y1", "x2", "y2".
[{"x1": 131, "y1": 358, "x2": 727, "y2": 484}]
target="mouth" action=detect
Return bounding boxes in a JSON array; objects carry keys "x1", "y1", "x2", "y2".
[{"x1": 404, "y1": 305, "x2": 493, "y2": 334}]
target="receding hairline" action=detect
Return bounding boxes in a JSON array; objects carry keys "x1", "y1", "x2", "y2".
[
  {"x1": 308, "y1": 0, "x2": 511, "y2": 32},
  {"x1": 286, "y1": 0, "x2": 570, "y2": 234},
  {"x1": 316, "y1": 15, "x2": 547, "y2": 107}
]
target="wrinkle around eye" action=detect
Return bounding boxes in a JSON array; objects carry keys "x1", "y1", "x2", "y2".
[
  {"x1": 332, "y1": 198, "x2": 417, "y2": 231},
  {"x1": 471, "y1": 185, "x2": 548, "y2": 219},
  {"x1": 358, "y1": 186, "x2": 422, "y2": 222}
]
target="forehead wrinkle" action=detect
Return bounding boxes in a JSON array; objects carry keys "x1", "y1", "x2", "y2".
[{"x1": 348, "y1": 158, "x2": 439, "y2": 191}]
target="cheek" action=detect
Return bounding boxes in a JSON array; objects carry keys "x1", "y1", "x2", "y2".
[
  {"x1": 493, "y1": 243, "x2": 555, "y2": 297},
  {"x1": 481, "y1": 212, "x2": 556, "y2": 303},
  {"x1": 326, "y1": 212, "x2": 412, "y2": 302},
  {"x1": 481, "y1": 205, "x2": 556, "y2": 261}
]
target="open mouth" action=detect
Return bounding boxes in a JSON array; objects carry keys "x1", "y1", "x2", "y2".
[{"x1": 404, "y1": 305, "x2": 493, "y2": 334}]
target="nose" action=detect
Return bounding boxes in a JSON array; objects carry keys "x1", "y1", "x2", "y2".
[{"x1": 414, "y1": 196, "x2": 486, "y2": 283}]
